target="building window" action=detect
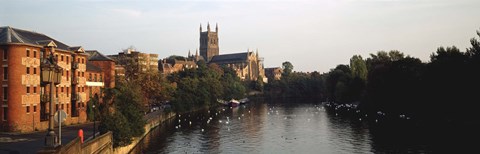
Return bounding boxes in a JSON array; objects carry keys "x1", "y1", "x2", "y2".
[
  {"x1": 33, "y1": 87, "x2": 37, "y2": 94},
  {"x1": 27, "y1": 67, "x2": 30, "y2": 74},
  {"x1": 82, "y1": 87, "x2": 85, "y2": 92},
  {"x1": 34, "y1": 105, "x2": 37, "y2": 112},
  {"x1": 34, "y1": 51, "x2": 37, "y2": 58},
  {"x1": 66, "y1": 87, "x2": 69, "y2": 96},
  {"x1": 3, "y1": 107, "x2": 7, "y2": 121},
  {"x1": 66, "y1": 71, "x2": 69, "y2": 81},
  {"x1": 3, "y1": 49, "x2": 7, "y2": 60},
  {"x1": 66, "y1": 104, "x2": 69, "y2": 114},
  {"x1": 81, "y1": 58, "x2": 84, "y2": 64},
  {"x1": 61, "y1": 87, "x2": 64, "y2": 93},
  {"x1": 56, "y1": 87, "x2": 58, "y2": 97},
  {"x1": 26, "y1": 106, "x2": 30, "y2": 113},
  {"x1": 55, "y1": 55, "x2": 59, "y2": 62},
  {"x1": 61, "y1": 104, "x2": 64, "y2": 110},
  {"x1": 26, "y1": 86, "x2": 30, "y2": 94},
  {"x1": 82, "y1": 72, "x2": 84, "y2": 77},
  {"x1": 61, "y1": 55, "x2": 64, "y2": 61},
  {"x1": 3, "y1": 87, "x2": 7, "y2": 101},
  {"x1": 3, "y1": 67, "x2": 7, "y2": 80},
  {"x1": 26, "y1": 49, "x2": 30, "y2": 57},
  {"x1": 33, "y1": 68, "x2": 37, "y2": 74}
]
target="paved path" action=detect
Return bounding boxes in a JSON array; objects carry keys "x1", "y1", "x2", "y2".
[{"x1": 0, "y1": 122, "x2": 97, "y2": 154}]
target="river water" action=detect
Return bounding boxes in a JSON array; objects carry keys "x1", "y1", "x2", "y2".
[{"x1": 132, "y1": 99, "x2": 477, "y2": 154}]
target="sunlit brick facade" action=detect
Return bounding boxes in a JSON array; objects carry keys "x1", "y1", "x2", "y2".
[{"x1": 0, "y1": 26, "x2": 111, "y2": 132}]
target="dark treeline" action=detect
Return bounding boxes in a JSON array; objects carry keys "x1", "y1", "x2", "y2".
[
  {"x1": 264, "y1": 61, "x2": 325, "y2": 98},
  {"x1": 265, "y1": 29, "x2": 480, "y2": 123}
]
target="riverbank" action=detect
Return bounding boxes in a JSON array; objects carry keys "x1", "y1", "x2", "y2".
[{"x1": 112, "y1": 111, "x2": 176, "y2": 154}]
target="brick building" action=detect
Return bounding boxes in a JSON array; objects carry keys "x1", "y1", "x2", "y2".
[
  {"x1": 0, "y1": 26, "x2": 110, "y2": 132},
  {"x1": 108, "y1": 49, "x2": 158, "y2": 73}
]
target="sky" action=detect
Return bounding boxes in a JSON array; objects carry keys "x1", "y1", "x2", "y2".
[{"x1": 1, "y1": 0, "x2": 480, "y2": 73}]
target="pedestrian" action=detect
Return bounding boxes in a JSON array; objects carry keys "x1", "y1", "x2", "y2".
[{"x1": 78, "y1": 129, "x2": 84, "y2": 143}]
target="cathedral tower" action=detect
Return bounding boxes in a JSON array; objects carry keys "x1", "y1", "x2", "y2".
[{"x1": 199, "y1": 23, "x2": 219, "y2": 62}]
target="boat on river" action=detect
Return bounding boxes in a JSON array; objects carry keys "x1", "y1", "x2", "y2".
[
  {"x1": 217, "y1": 99, "x2": 228, "y2": 106},
  {"x1": 239, "y1": 98, "x2": 249, "y2": 104},
  {"x1": 229, "y1": 99, "x2": 240, "y2": 107}
]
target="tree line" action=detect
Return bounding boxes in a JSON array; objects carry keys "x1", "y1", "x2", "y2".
[{"x1": 264, "y1": 29, "x2": 480, "y2": 123}]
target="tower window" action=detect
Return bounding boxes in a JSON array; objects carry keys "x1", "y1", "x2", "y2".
[
  {"x1": 3, "y1": 87, "x2": 7, "y2": 101},
  {"x1": 3, "y1": 49, "x2": 7, "y2": 60},
  {"x1": 3, "y1": 67, "x2": 8, "y2": 80},
  {"x1": 26, "y1": 49, "x2": 30, "y2": 57},
  {"x1": 3, "y1": 107, "x2": 8, "y2": 121}
]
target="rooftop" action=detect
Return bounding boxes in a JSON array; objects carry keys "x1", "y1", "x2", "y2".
[{"x1": 0, "y1": 26, "x2": 71, "y2": 51}]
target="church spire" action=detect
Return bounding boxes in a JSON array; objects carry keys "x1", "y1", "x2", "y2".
[
  {"x1": 200, "y1": 23, "x2": 202, "y2": 32},
  {"x1": 188, "y1": 50, "x2": 191, "y2": 57},
  {"x1": 215, "y1": 23, "x2": 218, "y2": 32},
  {"x1": 207, "y1": 22, "x2": 211, "y2": 32}
]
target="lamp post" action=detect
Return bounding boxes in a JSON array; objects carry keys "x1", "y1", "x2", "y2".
[
  {"x1": 92, "y1": 104, "x2": 96, "y2": 139},
  {"x1": 42, "y1": 49, "x2": 62, "y2": 148}
]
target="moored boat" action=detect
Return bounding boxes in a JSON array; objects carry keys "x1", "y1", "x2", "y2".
[{"x1": 229, "y1": 99, "x2": 240, "y2": 107}]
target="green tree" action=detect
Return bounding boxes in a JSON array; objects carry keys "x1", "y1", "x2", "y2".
[
  {"x1": 350, "y1": 55, "x2": 368, "y2": 80},
  {"x1": 98, "y1": 80, "x2": 146, "y2": 147},
  {"x1": 282, "y1": 61, "x2": 294, "y2": 77}
]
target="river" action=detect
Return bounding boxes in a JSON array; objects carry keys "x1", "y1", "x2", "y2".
[{"x1": 132, "y1": 99, "x2": 477, "y2": 154}]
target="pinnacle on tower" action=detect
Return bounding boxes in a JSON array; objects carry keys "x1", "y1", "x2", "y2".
[
  {"x1": 200, "y1": 23, "x2": 202, "y2": 32},
  {"x1": 216, "y1": 23, "x2": 218, "y2": 32},
  {"x1": 207, "y1": 22, "x2": 211, "y2": 32},
  {"x1": 188, "y1": 50, "x2": 191, "y2": 57}
]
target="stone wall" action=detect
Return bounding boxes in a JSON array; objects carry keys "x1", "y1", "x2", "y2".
[
  {"x1": 113, "y1": 112, "x2": 176, "y2": 154},
  {"x1": 38, "y1": 131, "x2": 113, "y2": 154}
]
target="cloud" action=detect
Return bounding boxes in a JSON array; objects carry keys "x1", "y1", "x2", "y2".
[{"x1": 111, "y1": 8, "x2": 142, "y2": 17}]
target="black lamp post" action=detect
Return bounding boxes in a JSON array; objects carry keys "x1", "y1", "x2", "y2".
[
  {"x1": 41, "y1": 44, "x2": 63, "y2": 148},
  {"x1": 92, "y1": 104, "x2": 96, "y2": 139}
]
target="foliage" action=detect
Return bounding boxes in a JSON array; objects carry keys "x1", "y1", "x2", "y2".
[
  {"x1": 350, "y1": 55, "x2": 368, "y2": 80},
  {"x1": 98, "y1": 80, "x2": 146, "y2": 148},
  {"x1": 168, "y1": 61, "x2": 246, "y2": 112},
  {"x1": 264, "y1": 61, "x2": 325, "y2": 98},
  {"x1": 282, "y1": 61, "x2": 294, "y2": 77}
]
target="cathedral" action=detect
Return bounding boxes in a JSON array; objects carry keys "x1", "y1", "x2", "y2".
[{"x1": 191, "y1": 23, "x2": 266, "y2": 81}]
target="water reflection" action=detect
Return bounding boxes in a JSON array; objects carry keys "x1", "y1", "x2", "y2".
[{"x1": 132, "y1": 99, "x2": 478, "y2": 154}]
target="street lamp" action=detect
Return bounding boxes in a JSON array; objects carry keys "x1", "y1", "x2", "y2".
[
  {"x1": 42, "y1": 47, "x2": 63, "y2": 148},
  {"x1": 92, "y1": 104, "x2": 96, "y2": 139}
]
